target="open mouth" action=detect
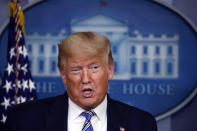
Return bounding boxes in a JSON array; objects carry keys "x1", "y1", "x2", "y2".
[{"x1": 82, "y1": 88, "x2": 93, "y2": 97}]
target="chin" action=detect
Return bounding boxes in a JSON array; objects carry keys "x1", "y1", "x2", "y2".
[{"x1": 80, "y1": 100, "x2": 97, "y2": 110}]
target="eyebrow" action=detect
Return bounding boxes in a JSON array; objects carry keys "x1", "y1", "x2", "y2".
[
  {"x1": 67, "y1": 61, "x2": 100, "y2": 69},
  {"x1": 69, "y1": 66, "x2": 82, "y2": 69},
  {"x1": 88, "y1": 62, "x2": 99, "y2": 66}
]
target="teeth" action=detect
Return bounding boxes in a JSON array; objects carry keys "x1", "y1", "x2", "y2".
[
  {"x1": 83, "y1": 89, "x2": 92, "y2": 93},
  {"x1": 84, "y1": 90, "x2": 91, "y2": 93}
]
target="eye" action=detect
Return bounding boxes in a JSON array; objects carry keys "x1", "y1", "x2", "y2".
[
  {"x1": 69, "y1": 68, "x2": 81, "y2": 75},
  {"x1": 89, "y1": 65, "x2": 100, "y2": 72}
]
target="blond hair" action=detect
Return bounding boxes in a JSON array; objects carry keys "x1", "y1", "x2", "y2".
[{"x1": 57, "y1": 32, "x2": 114, "y2": 69}]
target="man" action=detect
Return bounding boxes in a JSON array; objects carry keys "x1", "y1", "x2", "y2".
[{"x1": 4, "y1": 32, "x2": 157, "y2": 131}]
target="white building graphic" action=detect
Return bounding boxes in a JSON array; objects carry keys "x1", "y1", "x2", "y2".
[
  {"x1": 26, "y1": 14, "x2": 179, "y2": 79},
  {"x1": 26, "y1": 29, "x2": 67, "y2": 77}
]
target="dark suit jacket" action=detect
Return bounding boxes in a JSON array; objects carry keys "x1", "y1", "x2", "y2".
[{"x1": 4, "y1": 92, "x2": 157, "y2": 131}]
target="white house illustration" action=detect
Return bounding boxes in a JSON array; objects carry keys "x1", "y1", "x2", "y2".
[
  {"x1": 26, "y1": 29, "x2": 67, "y2": 77},
  {"x1": 26, "y1": 13, "x2": 179, "y2": 79}
]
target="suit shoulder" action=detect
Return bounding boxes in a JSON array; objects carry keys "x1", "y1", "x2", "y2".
[
  {"x1": 11, "y1": 94, "x2": 66, "y2": 113},
  {"x1": 108, "y1": 98, "x2": 157, "y2": 131},
  {"x1": 109, "y1": 98, "x2": 154, "y2": 120},
  {"x1": 4, "y1": 94, "x2": 68, "y2": 131}
]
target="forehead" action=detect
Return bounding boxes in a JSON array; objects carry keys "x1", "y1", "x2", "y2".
[{"x1": 65, "y1": 52, "x2": 107, "y2": 67}]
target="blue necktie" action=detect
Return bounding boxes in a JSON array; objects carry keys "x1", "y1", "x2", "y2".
[{"x1": 81, "y1": 110, "x2": 96, "y2": 131}]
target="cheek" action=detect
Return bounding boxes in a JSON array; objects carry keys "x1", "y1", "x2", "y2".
[
  {"x1": 65, "y1": 75, "x2": 81, "y2": 95},
  {"x1": 66, "y1": 75, "x2": 81, "y2": 87},
  {"x1": 93, "y1": 72, "x2": 109, "y2": 90},
  {"x1": 66, "y1": 76, "x2": 82, "y2": 96}
]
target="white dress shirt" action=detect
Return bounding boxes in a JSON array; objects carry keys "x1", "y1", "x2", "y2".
[{"x1": 68, "y1": 96, "x2": 107, "y2": 131}]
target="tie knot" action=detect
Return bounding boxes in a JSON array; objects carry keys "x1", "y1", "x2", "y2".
[{"x1": 81, "y1": 110, "x2": 96, "y2": 121}]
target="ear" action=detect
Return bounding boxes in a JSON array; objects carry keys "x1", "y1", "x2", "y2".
[
  {"x1": 108, "y1": 63, "x2": 114, "y2": 80},
  {"x1": 59, "y1": 68, "x2": 67, "y2": 85}
]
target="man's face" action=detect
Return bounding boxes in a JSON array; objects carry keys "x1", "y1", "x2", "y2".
[{"x1": 60, "y1": 52, "x2": 114, "y2": 110}]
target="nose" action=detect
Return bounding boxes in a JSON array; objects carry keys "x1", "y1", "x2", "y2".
[{"x1": 81, "y1": 69, "x2": 91, "y2": 84}]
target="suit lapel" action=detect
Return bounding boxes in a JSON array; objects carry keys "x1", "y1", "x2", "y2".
[
  {"x1": 45, "y1": 93, "x2": 68, "y2": 131},
  {"x1": 107, "y1": 96, "x2": 121, "y2": 131}
]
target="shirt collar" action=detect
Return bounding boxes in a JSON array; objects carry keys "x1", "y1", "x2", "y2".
[
  {"x1": 93, "y1": 96, "x2": 107, "y2": 121},
  {"x1": 68, "y1": 96, "x2": 107, "y2": 121}
]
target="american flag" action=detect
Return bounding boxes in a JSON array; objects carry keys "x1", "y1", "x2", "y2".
[{"x1": 0, "y1": 0, "x2": 36, "y2": 128}]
